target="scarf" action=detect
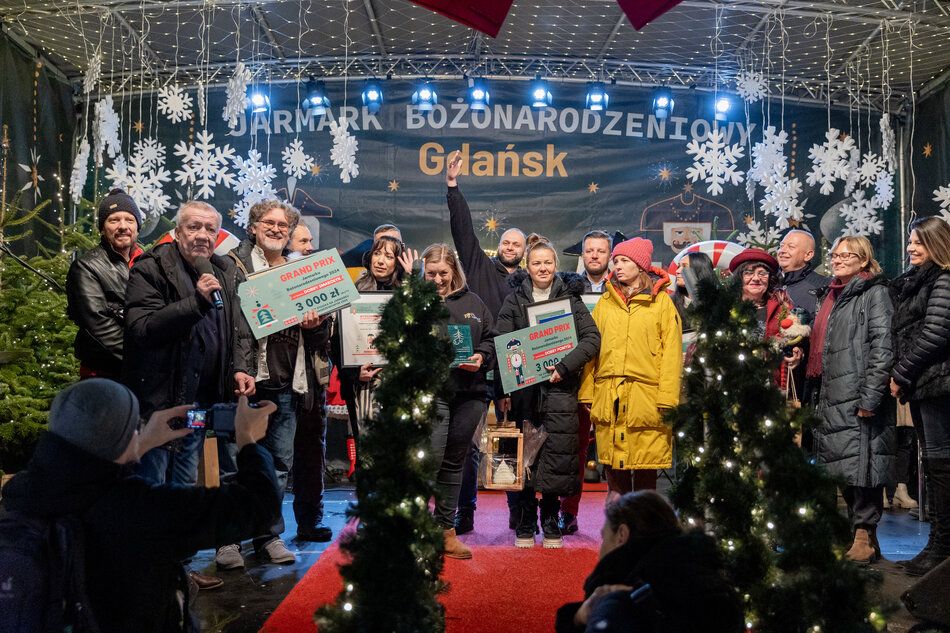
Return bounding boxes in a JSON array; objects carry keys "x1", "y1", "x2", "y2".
[{"x1": 806, "y1": 272, "x2": 871, "y2": 379}]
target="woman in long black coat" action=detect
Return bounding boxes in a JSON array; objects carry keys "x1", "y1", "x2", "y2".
[
  {"x1": 496, "y1": 235, "x2": 600, "y2": 549},
  {"x1": 808, "y1": 235, "x2": 895, "y2": 564},
  {"x1": 890, "y1": 216, "x2": 950, "y2": 576}
]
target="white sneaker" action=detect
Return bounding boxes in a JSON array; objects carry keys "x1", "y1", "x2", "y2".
[
  {"x1": 260, "y1": 538, "x2": 295, "y2": 564},
  {"x1": 215, "y1": 544, "x2": 245, "y2": 570}
]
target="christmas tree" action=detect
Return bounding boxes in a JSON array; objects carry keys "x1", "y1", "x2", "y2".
[
  {"x1": 668, "y1": 273, "x2": 890, "y2": 633},
  {"x1": 316, "y1": 270, "x2": 454, "y2": 633}
]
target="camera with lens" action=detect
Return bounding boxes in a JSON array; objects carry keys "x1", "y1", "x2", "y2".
[{"x1": 169, "y1": 403, "x2": 245, "y2": 436}]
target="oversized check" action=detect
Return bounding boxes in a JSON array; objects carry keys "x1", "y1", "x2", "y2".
[
  {"x1": 494, "y1": 313, "x2": 578, "y2": 394},
  {"x1": 237, "y1": 249, "x2": 360, "y2": 339}
]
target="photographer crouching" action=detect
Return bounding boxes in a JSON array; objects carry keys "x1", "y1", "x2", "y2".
[{"x1": 0, "y1": 379, "x2": 280, "y2": 633}]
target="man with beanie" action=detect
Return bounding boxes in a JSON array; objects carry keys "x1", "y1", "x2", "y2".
[
  {"x1": 66, "y1": 188, "x2": 144, "y2": 379},
  {"x1": 0, "y1": 379, "x2": 281, "y2": 633},
  {"x1": 216, "y1": 199, "x2": 331, "y2": 569},
  {"x1": 445, "y1": 150, "x2": 527, "y2": 535},
  {"x1": 123, "y1": 200, "x2": 255, "y2": 486}
]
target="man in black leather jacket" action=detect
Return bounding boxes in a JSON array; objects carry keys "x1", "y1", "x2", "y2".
[{"x1": 66, "y1": 189, "x2": 144, "y2": 379}]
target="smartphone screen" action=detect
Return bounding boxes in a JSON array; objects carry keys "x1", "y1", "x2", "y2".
[{"x1": 187, "y1": 409, "x2": 208, "y2": 429}]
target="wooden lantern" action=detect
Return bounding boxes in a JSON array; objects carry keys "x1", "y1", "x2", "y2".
[{"x1": 483, "y1": 427, "x2": 524, "y2": 490}]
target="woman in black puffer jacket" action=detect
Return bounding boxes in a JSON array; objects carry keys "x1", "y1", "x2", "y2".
[
  {"x1": 889, "y1": 216, "x2": 950, "y2": 576},
  {"x1": 497, "y1": 235, "x2": 601, "y2": 549}
]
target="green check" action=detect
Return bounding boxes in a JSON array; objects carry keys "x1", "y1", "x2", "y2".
[{"x1": 237, "y1": 249, "x2": 360, "y2": 339}]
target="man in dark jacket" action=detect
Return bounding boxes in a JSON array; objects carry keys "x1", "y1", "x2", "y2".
[
  {"x1": 66, "y1": 188, "x2": 144, "y2": 379},
  {"x1": 445, "y1": 150, "x2": 526, "y2": 534},
  {"x1": 777, "y1": 229, "x2": 827, "y2": 319},
  {"x1": 0, "y1": 379, "x2": 280, "y2": 633},
  {"x1": 123, "y1": 200, "x2": 255, "y2": 486},
  {"x1": 216, "y1": 199, "x2": 332, "y2": 568}
]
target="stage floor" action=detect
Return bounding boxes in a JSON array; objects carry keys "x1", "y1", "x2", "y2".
[{"x1": 192, "y1": 483, "x2": 933, "y2": 633}]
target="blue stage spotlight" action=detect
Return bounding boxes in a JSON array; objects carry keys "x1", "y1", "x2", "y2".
[
  {"x1": 652, "y1": 87, "x2": 674, "y2": 119},
  {"x1": 302, "y1": 79, "x2": 330, "y2": 115},
  {"x1": 715, "y1": 94, "x2": 733, "y2": 121},
  {"x1": 361, "y1": 80, "x2": 383, "y2": 114},
  {"x1": 586, "y1": 82, "x2": 608, "y2": 111},
  {"x1": 250, "y1": 91, "x2": 270, "y2": 113},
  {"x1": 412, "y1": 80, "x2": 438, "y2": 111},
  {"x1": 468, "y1": 79, "x2": 491, "y2": 111},
  {"x1": 529, "y1": 76, "x2": 552, "y2": 109}
]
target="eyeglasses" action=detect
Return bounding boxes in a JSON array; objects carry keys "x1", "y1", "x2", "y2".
[
  {"x1": 741, "y1": 270, "x2": 770, "y2": 279},
  {"x1": 258, "y1": 219, "x2": 290, "y2": 232},
  {"x1": 829, "y1": 252, "x2": 858, "y2": 262}
]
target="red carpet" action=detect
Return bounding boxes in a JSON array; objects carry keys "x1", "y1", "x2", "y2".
[{"x1": 261, "y1": 485, "x2": 610, "y2": 632}]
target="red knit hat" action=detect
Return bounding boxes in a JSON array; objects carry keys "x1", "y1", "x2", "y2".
[
  {"x1": 728, "y1": 247, "x2": 779, "y2": 274},
  {"x1": 612, "y1": 237, "x2": 653, "y2": 270}
]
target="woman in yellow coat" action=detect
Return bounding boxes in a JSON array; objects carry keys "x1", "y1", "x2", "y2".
[{"x1": 580, "y1": 237, "x2": 683, "y2": 502}]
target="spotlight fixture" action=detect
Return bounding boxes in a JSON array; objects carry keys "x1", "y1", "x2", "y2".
[
  {"x1": 302, "y1": 79, "x2": 330, "y2": 116},
  {"x1": 412, "y1": 80, "x2": 438, "y2": 112},
  {"x1": 361, "y1": 80, "x2": 383, "y2": 114},
  {"x1": 468, "y1": 78, "x2": 491, "y2": 111},
  {"x1": 585, "y1": 82, "x2": 608, "y2": 111},
  {"x1": 714, "y1": 94, "x2": 733, "y2": 121},
  {"x1": 652, "y1": 87, "x2": 674, "y2": 119},
  {"x1": 250, "y1": 92, "x2": 270, "y2": 113},
  {"x1": 529, "y1": 76, "x2": 552, "y2": 109}
]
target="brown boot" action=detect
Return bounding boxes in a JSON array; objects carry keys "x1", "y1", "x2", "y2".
[
  {"x1": 846, "y1": 528, "x2": 876, "y2": 564},
  {"x1": 443, "y1": 528, "x2": 472, "y2": 560}
]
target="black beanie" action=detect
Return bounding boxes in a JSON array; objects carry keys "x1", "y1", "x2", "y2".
[{"x1": 98, "y1": 188, "x2": 142, "y2": 230}]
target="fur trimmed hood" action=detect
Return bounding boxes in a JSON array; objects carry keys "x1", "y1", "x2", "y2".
[{"x1": 507, "y1": 269, "x2": 587, "y2": 297}]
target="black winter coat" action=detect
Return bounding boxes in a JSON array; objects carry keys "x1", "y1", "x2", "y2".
[
  {"x1": 447, "y1": 185, "x2": 517, "y2": 317},
  {"x1": 780, "y1": 263, "x2": 828, "y2": 320},
  {"x1": 65, "y1": 239, "x2": 143, "y2": 375},
  {"x1": 890, "y1": 262, "x2": 950, "y2": 401},
  {"x1": 497, "y1": 271, "x2": 601, "y2": 496},
  {"x1": 815, "y1": 275, "x2": 896, "y2": 487},
  {"x1": 554, "y1": 531, "x2": 743, "y2": 633},
  {"x1": 123, "y1": 242, "x2": 250, "y2": 415},
  {"x1": 0, "y1": 432, "x2": 280, "y2": 633},
  {"x1": 444, "y1": 285, "x2": 498, "y2": 400}
]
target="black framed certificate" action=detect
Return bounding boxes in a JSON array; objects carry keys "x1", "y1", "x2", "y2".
[
  {"x1": 338, "y1": 292, "x2": 393, "y2": 368},
  {"x1": 525, "y1": 296, "x2": 573, "y2": 327}
]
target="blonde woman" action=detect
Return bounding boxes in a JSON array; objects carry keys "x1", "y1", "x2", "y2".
[
  {"x1": 421, "y1": 244, "x2": 497, "y2": 559},
  {"x1": 580, "y1": 237, "x2": 682, "y2": 503},
  {"x1": 808, "y1": 236, "x2": 895, "y2": 563},
  {"x1": 890, "y1": 216, "x2": 950, "y2": 576}
]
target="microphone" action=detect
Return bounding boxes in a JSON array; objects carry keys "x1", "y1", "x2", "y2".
[{"x1": 195, "y1": 256, "x2": 224, "y2": 310}]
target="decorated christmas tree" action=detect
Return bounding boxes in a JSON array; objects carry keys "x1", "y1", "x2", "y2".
[
  {"x1": 668, "y1": 273, "x2": 890, "y2": 633},
  {"x1": 316, "y1": 270, "x2": 454, "y2": 633}
]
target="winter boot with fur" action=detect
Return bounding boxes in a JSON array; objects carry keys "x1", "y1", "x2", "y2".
[
  {"x1": 846, "y1": 528, "x2": 876, "y2": 564},
  {"x1": 443, "y1": 528, "x2": 472, "y2": 560}
]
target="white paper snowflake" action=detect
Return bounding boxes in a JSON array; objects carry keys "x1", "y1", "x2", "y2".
[
  {"x1": 737, "y1": 218, "x2": 781, "y2": 252},
  {"x1": 685, "y1": 127, "x2": 745, "y2": 196},
  {"x1": 230, "y1": 149, "x2": 279, "y2": 228},
  {"x1": 747, "y1": 126, "x2": 789, "y2": 200},
  {"x1": 106, "y1": 152, "x2": 171, "y2": 218},
  {"x1": 281, "y1": 139, "x2": 315, "y2": 179},
  {"x1": 133, "y1": 138, "x2": 166, "y2": 170},
  {"x1": 843, "y1": 148, "x2": 861, "y2": 196},
  {"x1": 157, "y1": 84, "x2": 194, "y2": 124},
  {"x1": 223, "y1": 62, "x2": 252, "y2": 129},
  {"x1": 735, "y1": 70, "x2": 768, "y2": 103},
  {"x1": 880, "y1": 116, "x2": 897, "y2": 174},
  {"x1": 329, "y1": 120, "x2": 360, "y2": 184},
  {"x1": 858, "y1": 152, "x2": 887, "y2": 188},
  {"x1": 83, "y1": 53, "x2": 101, "y2": 96},
  {"x1": 806, "y1": 128, "x2": 855, "y2": 195},
  {"x1": 840, "y1": 190, "x2": 883, "y2": 237},
  {"x1": 760, "y1": 175, "x2": 804, "y2": 230},
  {"x1": 934, "y1": 185, "x2": 950, "y2": 213},
  {"x1": 874, "y1": 171, "x2": 895, "y2": 209},
  {"x1": 173, "y1": 130, "x2": 236, "y2": 199},
  {"x1": 70, "y1": 138, "x2": 90, "y2": 205},
  {"x1": 93, "y1": 96, "x2": 121, "y2": 166}
]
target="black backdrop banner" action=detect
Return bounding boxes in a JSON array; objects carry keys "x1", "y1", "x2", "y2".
[
  {"x1": 118, "y1": 79, "x2": 903, "y2": 271},
  {"x1": 912, "y1": 81, "x2": 950, "y2": 227}
]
